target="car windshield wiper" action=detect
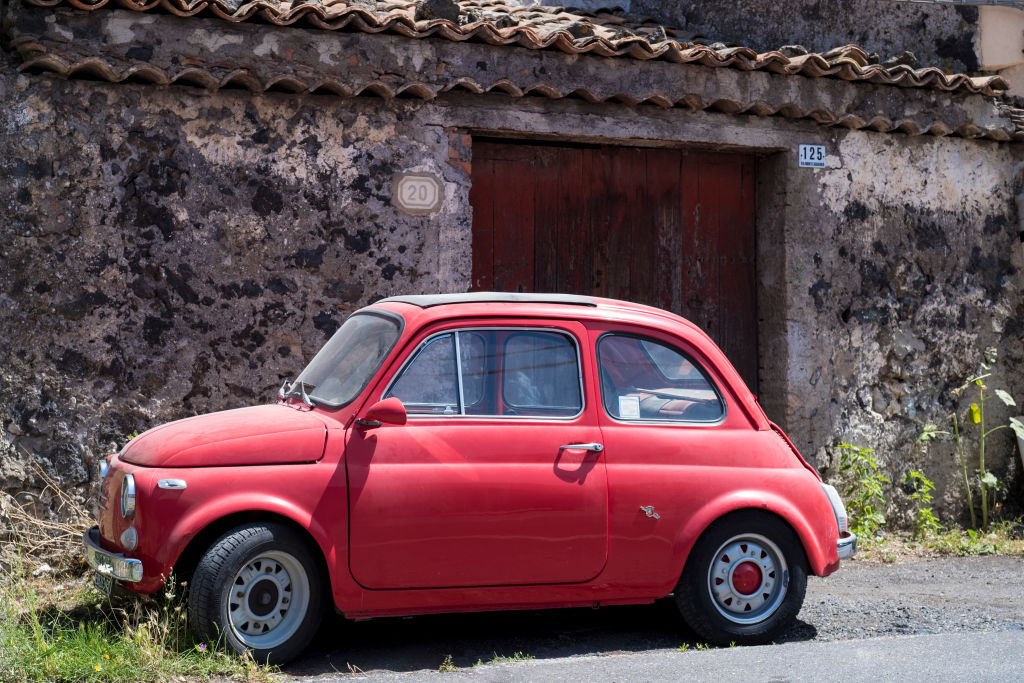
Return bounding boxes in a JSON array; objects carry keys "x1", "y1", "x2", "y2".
[{"x1": 278, "y1": 379, "x2": 315, "y2": 407}]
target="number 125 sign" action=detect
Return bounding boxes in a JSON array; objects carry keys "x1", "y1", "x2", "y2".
[{"x1": 798, "y1": 144, "x2": 826, "y2": 168}]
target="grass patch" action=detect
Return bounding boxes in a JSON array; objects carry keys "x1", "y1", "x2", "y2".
[
  {"x1": 472, "y1": 651, "x2": 535, "y2": 667},
  {"x1": 487, "y1": 651, "x2": 534, "y2": 664},
  {"x1": 0, "y1": 561, "x2": 275, "y2": 682},
  {"x1": 1, "y1": 462, "x2": 274, "y2": 682},
  {"x1": 855, "y1": 519, "x2": 1024, "y2": 562}
]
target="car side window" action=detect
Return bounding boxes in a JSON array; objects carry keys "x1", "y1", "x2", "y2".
[
  {"x1": 385, "y1": 328, "x2": 582, "y2": 418},
  {"x1": 598, "y1": 334, "x2": 724, "y2": 422},
  {"x1": 385, "y1": 334, "x2": 459, "y2": 415},
  {"x1": 502, "y1": 332, "x2": 582, "y2": 417}
]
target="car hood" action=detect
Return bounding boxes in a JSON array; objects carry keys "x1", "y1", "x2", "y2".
[{"x1": 119, "y1": 404, "x2": 329, "y2": 468}]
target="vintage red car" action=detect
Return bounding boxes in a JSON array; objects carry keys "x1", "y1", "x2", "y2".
[{"x1": 84, "y1": 293, "x2": 855, "y2": 663}]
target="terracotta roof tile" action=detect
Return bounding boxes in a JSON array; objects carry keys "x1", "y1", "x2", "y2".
[{"x1": 20, "y1": 0, "x2": 1008, "y2": 96}]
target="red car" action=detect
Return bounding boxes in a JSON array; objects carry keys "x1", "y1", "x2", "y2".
[{"x1": 84, "y1": 293, "x2": 855, "y2": 663}]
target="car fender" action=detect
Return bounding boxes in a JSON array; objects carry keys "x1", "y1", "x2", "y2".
[
  {"x1": 671, "y1": 489, "x2": 835, "y2": 582},
  {"x1": 159, "y1": 494, "x2": 340, "y2": 582}
]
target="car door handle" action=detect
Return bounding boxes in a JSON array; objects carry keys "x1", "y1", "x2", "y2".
[{"x1": 560, "y1": 443, "x2": 604, "y2": 452}]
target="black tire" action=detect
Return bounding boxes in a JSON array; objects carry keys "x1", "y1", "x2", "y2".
[
  {"x1": 675, "y1": 511, "x2": 807, "y2": 645},
  {"x1": 188, "y1": 523, "x2": 325, "y2": 664}
]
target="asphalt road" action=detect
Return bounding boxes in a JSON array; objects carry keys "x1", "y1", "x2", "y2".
[
  {"x1": 283, "y1": 555, "x2": 1024, "y2": 681},
  {"x1": 308, "y1": 631, "x2": 1024, "y2": 682}
]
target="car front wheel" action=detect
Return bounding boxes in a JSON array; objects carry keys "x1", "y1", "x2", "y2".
[
  {"x1": 188, "y1": 523, "x2": 325, "y2": 664},
  {"x1": 675, "y1": 511, "x2": 807, "y2": 645}
]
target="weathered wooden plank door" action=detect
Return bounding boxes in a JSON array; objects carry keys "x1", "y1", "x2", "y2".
[{"x1": 470, "y1": 140, "x2": 758, "y2": 389}]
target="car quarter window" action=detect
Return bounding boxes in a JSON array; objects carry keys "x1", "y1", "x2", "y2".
[
  {"x1": 385, "y1": 334, "x2": 459, "y2": 415},
  {"x1": 598, "y1": 334, "x2": 724, "y2": 423},
  {"x1": 384, "y1": 328, "x2": 583, "y2": 418}
]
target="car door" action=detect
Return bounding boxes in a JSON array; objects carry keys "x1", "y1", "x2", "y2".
[{"x1": 345, "y1": 320, "x2": 608, "y2": 589}]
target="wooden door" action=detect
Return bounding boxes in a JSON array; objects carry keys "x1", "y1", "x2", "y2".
[{"x1": 470, "y1": 140, "x2": 758, "y2": 389}]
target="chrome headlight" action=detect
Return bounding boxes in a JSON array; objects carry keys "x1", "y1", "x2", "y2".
[
  {"x1": 99, "y1": 459, "x2": 109, "y2": 479},
  {"x1": 120, "y1": 473, "x2": 136, "y2": 517}
]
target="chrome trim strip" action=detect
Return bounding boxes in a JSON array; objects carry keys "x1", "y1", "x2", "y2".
[
  {"x1": 382, "y1": 326, "x2": 587, "y2": 421},
  {"x1": 157, "y1": 479, "x2": 187, "y2": 490},
  {"x1": 83, "y1": 527, "x2": 144, "y2": 582},
  {"x1": 454, "y1": 331, "x2": 466, "y2": 416},
  {"x1": 837, "y1": 531, "x2": 857, "y2": 560}
]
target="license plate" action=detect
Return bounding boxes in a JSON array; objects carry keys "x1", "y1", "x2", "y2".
[{"x1": 93, "y1": 571, "x2": 114, "y2": 598}]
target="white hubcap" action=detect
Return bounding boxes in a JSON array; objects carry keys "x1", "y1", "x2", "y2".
[
  {"x1": 227, "y1": 551, "x2": 310, "y2": 649},
  {"x1": 706, "y1": 533, "x2": 788, "y2": 625}
]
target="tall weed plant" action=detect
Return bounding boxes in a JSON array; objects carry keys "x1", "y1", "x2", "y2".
[{"x1": 918, "y1": 347, "x2": 1024, "y2": 531}]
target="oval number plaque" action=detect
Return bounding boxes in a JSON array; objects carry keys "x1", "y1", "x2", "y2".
[{"x1": 392, "y1": 172, "x2": 444, "y2": 215}]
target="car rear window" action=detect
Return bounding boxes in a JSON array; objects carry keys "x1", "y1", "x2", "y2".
[{"x1": 598, "y1": 334, "x2": 724, "y2": 422}]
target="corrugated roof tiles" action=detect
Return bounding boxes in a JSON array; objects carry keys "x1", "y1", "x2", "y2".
[
  {"x1": 10, "y1": 0, "x2": 1023, "y2": 140},
  {"x1": 20, "y1": 0, "x2": 1008, "y2": 96}
]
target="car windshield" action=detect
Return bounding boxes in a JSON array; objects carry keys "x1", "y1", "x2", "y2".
[{"x1": 294, "y1": 312, "x2": 402, "y2": 407}]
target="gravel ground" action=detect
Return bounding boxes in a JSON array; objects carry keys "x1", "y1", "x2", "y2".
[
  {"x1": 790, "y1": 555, "x2": 1024, "y2": 641},
  {"x1": 285, "y1": 555, "x2": 1024, "y2": 678}
]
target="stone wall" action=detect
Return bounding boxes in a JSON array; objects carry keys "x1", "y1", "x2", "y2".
[
  {"x1": 635, "y1": 0, "x2": 981, "y2": 72},
  {"x1": 1, "y1": 34, "x2": 1023, "y2": 524},
  {"x1": 0, "y1": 57, "x2": 471, "y2": 494},
  {"x1": 771, "y1": 130, "x2": 1024, "y2": 521}
]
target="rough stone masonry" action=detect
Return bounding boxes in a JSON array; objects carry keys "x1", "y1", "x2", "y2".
[{"x1": 1, "y1": 1, "x2": 1023, "y2": 528}]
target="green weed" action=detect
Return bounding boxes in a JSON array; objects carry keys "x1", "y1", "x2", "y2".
[
  {"x1": 903, "y1": 470, "x2": 943, "y2": 540},
  {"x1": 924, "y1": 521, "x2": 1024, "y2": 556},
  {"x1": 835, "y1": 443, "x2": 889, "y2": 536},
  {"x1": 856, "y1": 520, "x2": 1024, "y2": 560},
  {"x1": 438, "y1": 654, "x2": 457, "y2": 672},
  {"x1": 489, "y1": 651, "x2": 534, "y2": 664},
  {"x1": 676, "y1": 642, "x2": 711, "y2": 652}
]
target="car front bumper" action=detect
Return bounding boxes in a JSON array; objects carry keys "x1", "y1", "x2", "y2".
[
  {"x1": 837, "y1": 530, "x2": 857, "y2": 560},
  {"x1": 83, "y1": 526, "x2": 144, "y2": 582}
]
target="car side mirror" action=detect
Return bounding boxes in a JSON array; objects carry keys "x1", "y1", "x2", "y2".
[{"x1": 356, "y1": 397, "x2": 407, "y2": 428}]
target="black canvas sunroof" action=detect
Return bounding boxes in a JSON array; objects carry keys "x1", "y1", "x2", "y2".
[{"x1": 377, "y1": 292, "x2": 597, "y2": 308}]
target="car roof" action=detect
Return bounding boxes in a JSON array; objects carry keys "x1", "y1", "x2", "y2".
[{"x1": 371, "y1": 292, "x2": 705, "y2": 336}]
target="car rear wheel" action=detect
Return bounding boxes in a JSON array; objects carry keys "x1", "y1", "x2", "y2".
[
  {"x1": 188, "y1": 523, "x2": 324, "y2": 664},
  {"x1": 675, "y1": 511, "x2": 807, "y2": 645}
]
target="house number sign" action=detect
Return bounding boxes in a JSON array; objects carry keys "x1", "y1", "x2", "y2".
[
  {"x1": 798, "y1": 144, "x2": 826, "y2": 168},
  {"x1": 392, "y1": 172, "x2": 444, "y2": 215}
]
